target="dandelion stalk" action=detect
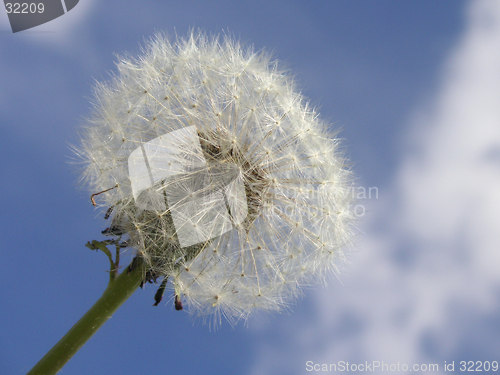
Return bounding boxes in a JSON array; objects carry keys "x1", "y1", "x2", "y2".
[{"x1": 28, "y1": 257, "x2": 146, "y2": 375}]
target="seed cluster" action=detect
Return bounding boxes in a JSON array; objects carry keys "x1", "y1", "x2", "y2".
[{"x1": 77, "y1": 32, "x2": 354, "y2": 321}]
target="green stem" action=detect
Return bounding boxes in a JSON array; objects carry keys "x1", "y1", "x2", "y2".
[{"x1": 28, "y1": 258, "x2": 146, "y2": 375}]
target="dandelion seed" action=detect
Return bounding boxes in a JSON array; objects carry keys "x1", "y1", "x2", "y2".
[{"x1": 77, "y1": 32, "x2": 354, "y2": 321}]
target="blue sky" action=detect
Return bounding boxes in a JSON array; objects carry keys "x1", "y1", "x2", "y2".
[{"x1": 2, "y1": 1, "x2": 500, "y2": 374}]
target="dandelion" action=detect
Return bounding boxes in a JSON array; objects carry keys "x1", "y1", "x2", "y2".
[
  {"x1": 78, "y1": 31, "x2": 354, "y2": 320},
  {"x1": 29, "y1": 32, "x2": 354, "y2": 374}
]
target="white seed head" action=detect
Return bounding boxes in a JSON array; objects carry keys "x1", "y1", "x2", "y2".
[{"x1": 77, "y1": 32, "x2": 354, "y2": 321}]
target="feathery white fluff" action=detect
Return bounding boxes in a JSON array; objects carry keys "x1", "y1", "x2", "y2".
[{"x1": 77, "y1": 32, "x2": 354, "y2": 321}]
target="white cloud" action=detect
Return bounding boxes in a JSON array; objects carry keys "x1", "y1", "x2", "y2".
[{"x1": 250, "y1": 0, "x2": 500, "y2": 372}]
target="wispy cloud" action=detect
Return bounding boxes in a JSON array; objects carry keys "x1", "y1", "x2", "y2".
[{"x1": 250, "y1": 0, "x2": 500, "y2": 372}]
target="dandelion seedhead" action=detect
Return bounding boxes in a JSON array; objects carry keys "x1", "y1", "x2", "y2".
[{"x1": 77, "y1": 32, "x2": 354, "y2": 321}]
